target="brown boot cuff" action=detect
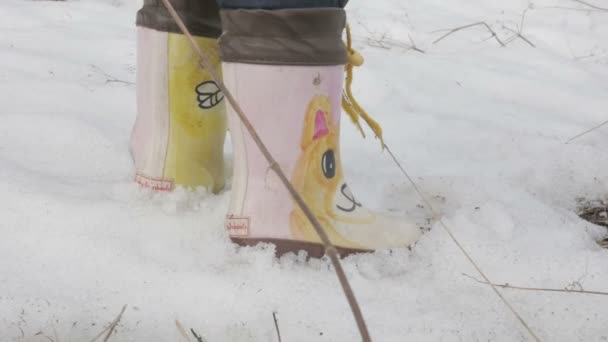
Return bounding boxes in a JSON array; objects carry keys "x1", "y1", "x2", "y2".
[{"x1": 219, "y1": 8, "x2": 347, "y2": 66}]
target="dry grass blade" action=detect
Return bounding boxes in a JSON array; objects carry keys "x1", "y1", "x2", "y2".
[
  {"x1": 463, "y1": 273, "x2": 608, "y2": 296},
  {"x1": 89, "y1": 305, "x2": 127, "y2": 342},
  {"x1": 90, "y1": 65, "x2": 135, "y2": 85},
  {"x1": 433, "y1": 22, "x2": 506, "y2": 46},
  {"x1": 565, "y1": 119, "x2": 608, "y2": 143},
  {"x1": 103, "y1": 305, "x2": 127, "y2": 342},
  {"x1": 158, "y1": 0, "x2": 371, "y2": 341}
]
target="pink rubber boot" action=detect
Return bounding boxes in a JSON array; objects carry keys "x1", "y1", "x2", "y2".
[{"x1": 219, "y1": 8, "x2": 422, "y2": 256}]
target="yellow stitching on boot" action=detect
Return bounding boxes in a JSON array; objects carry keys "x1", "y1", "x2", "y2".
[{"x1": 342, "y1": 24, "x2": 385, "y2": 149}]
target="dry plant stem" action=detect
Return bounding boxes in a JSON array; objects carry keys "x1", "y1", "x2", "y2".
[
  {"x1": 565, "y1": 119, "x2": 608, "y2": 143},
  {"x1": 103, "y1": 305, "x2": 127, "y2": 342},
  {"x1": 503, "y1": 26, "x2": 536, "y2": 47},
  {"x1": 408, "y1": 35, "x2": 426, "y2": 53},
  {"x1": 463, "y1": 273, "x2": 608, "y2": 296},
  {"x1": 433, "y1": 22, "x2": 506, "y2": 46},
  {"x1": 158, "y1": 0, "x2": 371, "y2": 341},
  {"x1": 89, "y1": 305, "x2": 127, "y2": 342},
  {"x1": 273, "y1": 312, "x2": 283, "y2": 342},
  {"x1": 503, "y1": 10, "x2": 536, "y2": 48},
  {"x1": 571, "y1": 0, "x2": 608, "y2": 11},
  {"x1": 90, "y1": 65, "x2": 135, "y2": 85},
  {"x1": 382, "y1": 143, "x2": 541, "y2": 342}
]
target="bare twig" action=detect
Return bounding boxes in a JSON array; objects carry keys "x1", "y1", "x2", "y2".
[
  {"x1": 159, "y1": 0, "x2": 371, "y2": 341},
  {"x1": 571, "y1": 0, "x2": 608, "y2": 11},
  {"x1": 502, "y1": 9, "x2": 536, "y2": 48},
  {"x1": 565, "y1": 118, "x2": 608, "y2": 143},
  {"x1": 190, "y1": 328, "x2": 206, "y2": 342},
  {"x1": 175, "y1": 320, "x2": 192, "y2": 342},
  {"x1": 89, "y1": 305, "x2": 127, "y2": 342},
  {"x1": 463, "y1": 273, "x2": 608, "y2": 296},
  {"x1": 272, "y1": 312, "x2": 282, "y2": 342},
  {"x1": 356, "y1": 19, "x2": 390, "y2": 49},
  {"x1": 503, "y1": 26, "x2": 536, "y2": 47},
  {"x1": 433, "y1": 22, "x2": 506, "y2": 46}
]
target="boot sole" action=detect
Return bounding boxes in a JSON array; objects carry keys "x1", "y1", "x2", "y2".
[{"x1": 231, "y1": 237, "x2": 372, "y2": 259}]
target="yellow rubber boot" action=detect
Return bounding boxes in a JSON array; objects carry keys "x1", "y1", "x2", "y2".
[
  {"x1": 164, "y1": 34, "x2": 226, "y2": 193},
  {"x1": 132, "y1": 0, "x2": 226, "y2": 193}
]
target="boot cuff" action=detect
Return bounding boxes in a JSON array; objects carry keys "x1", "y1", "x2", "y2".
[{"x1": 219, "y1": 8, "x2": 347, "y2": 65}]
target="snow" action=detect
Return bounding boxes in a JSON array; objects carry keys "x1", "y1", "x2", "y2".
[{"x1": 1, "y1": 0, "x2": 608, "y2": 341}]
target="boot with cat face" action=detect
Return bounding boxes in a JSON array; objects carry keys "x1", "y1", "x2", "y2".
[{"x1": 219, "y1": 7, "x2": 422, "y2": 257}]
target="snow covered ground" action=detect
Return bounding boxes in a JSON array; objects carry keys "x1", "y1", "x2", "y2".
[{"x1": 1, "y1": 0, "x2": 608, "y2": 341}]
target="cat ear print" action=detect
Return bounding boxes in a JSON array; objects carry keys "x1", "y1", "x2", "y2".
[
  {"x1": 301, "y1": 96, "x2": 333, "y2": 149},
  {"x1": 313, "y1": 110, "x2": 330, "y2": 140}
]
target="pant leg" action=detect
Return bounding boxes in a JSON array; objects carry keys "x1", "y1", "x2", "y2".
[{"x1": 216, "y1": 0, "x2": 348, "y2": 9}]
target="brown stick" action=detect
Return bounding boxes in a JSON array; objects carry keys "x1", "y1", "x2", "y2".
[
  {"x1": 433, "y1": 22, "x2": 506, "y2": 46},
  {"x1": 158, "y1": 1, "x2": 371, "y2": 341},
  {"x1": 463, "y1": 273, "x2": 608, "y2": 296}
]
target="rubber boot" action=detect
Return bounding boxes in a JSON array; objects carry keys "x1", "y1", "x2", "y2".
[
  {"x1": 131, "y1": 0, "x2": 226, "y2": 193},
  {"x1": 219, "y1": 8, "x2": 422, "y2": 257}
]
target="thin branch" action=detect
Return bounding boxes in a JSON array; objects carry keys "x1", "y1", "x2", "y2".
[
  {"x1": 463, "y1": 273, "x2": 608, "y2": 296},
  {"x1": 159, "y1": 0, "x2": 371, "y2": 341},
  {"x1": 565, "y1": 119, "x2": 608, "y2": 143},
  {"x1": 433, "y1": 22, "x2": 506, "y2": 46},
  {"x1": 190, "y1": 329, "x2": 207, "y2": 342},
  {"x1": 571, "y1": 0, "x2": 608, "y2": 11},
  {"x1": 272, "y1": 312, "x2": 282, "y2": 342}
]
